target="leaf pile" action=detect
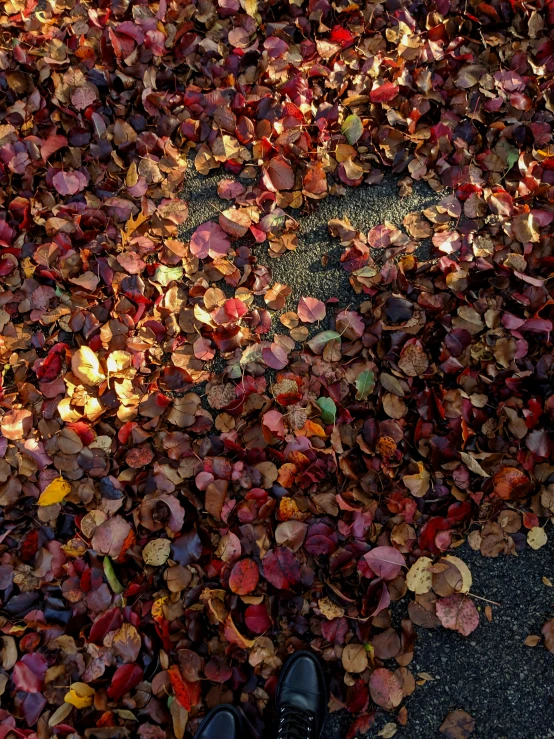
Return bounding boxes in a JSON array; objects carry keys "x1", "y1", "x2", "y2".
[{"x1": 0, "y1": 0, "x2": 553, "y2": 735}]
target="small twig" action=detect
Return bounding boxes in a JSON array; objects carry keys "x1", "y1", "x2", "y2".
[{"x1": 467, "y1": 592, "x2": 501, "y2": 607}]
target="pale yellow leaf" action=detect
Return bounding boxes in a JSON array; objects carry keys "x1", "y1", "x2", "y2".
[
  {"x1": 442, "y1": 555, "x2": 472, "y2": 594},
  {"x1": 406, "y1": 557, "x2": 433, "y2": 594},
  {"x1": 143, "y1": 538, "x2": 171, "y2": 566},
  {"x1": 527, "y1": 527, "x2": 547, "y2": 550},
  {"x1": 71, "y1": 346, "x2": 105, "y2": 386},
  {"x1": 403, "y1": 462, "x2": 430, "y2": 498}
]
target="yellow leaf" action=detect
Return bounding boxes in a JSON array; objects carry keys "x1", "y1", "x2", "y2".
[
  {"x1": 240, "y1": 0, "x2": 259, "y2": 20},
  {"x1": 106, "y1": 350, "x2": 132, "y2": 376},
  {"x1": 143, "y1": 539, "x2": 171, "y2": 566},
  {"x1": 151, "y1": 596, "x2": 168, "y2": 621},
  {"x1": 22, "y1": 257, "x2": 36, "y2": 279},
  {"x1": 528, "y1": 526, "x2": 547, "y2": 550},
  {"x1": 442, "y1": 555, "x2": 472, "y2": 593},
  {"x1": 64, "y1": 682, "x2": 95, "y2": 709},
  {"x1": 406, "y1": 556, "x2": 433, "y2": 594},
  {"x1": 71, "y1": 346, "x2": 105, "y2": 387},
  {"x1": 403, "y1": 462, "x2": 430, "y2": 498},
  {"x1": 38, "y1": 477, "x2": 72, "y2": 506}
]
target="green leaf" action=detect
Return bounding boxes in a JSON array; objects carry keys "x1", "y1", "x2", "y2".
[
  {"x1": 227, "y1": 361, "x2": 242, "y2": 379},
  {"x1": 353, "y1": 266, "x2": 378, "y2": 278},
  {"x1": 104, "y1": 556, "x2": 125, "y2": 594},
  {"x1": 506, "y1": 148, "x2": 519, "y2": 170},
  {"x1": 342, "y1": 114, "x2": 363, "y2": 145},
  {"x1": 115, "y1": 710, "x2": 138, "y2": 721},
  {"x1": 307, "y1": 330, "x2": 341, "y2": 354},
  {"x1": 153, "y1": 265, "x2": 183, "y2": 286},
  {"x1": 317, "y1": 397, "x2": 337, "y2": 424},
  {"x1": 355, "y1": 370, "x2": 375, "y2": 400}
]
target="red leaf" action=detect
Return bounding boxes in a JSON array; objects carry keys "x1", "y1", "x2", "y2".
[
  {"x1": 193, "y1": 337, "x2": 215, "y2": 361},
  {"x1": 346, "y1": 713, "x2": 375, "y2": 739},
  {"x1": 40, "y1": 135, "x2": 68, "y2": 161},
  {"x1": 368, "y1": 224, "x2": 392, "y2": 249},
  {"x1": 53, "y1": 170, "x2": 87, "y2": 195},
  {"x1": 265, "y1": 156, "x2": 295, "y2": 191},
  {"x1": 297, "y1": 297, "x2": 326, "y2": 323},
  {"x1": 218, "y1": 179, "x2": 246, "y2": 200},
  {"x1": 262, "y1": 547, "x2": 301, "y2": 590},
  {"x1": 107, "y1": 664, "x2": 144, "y2": 701},
  {"x1": 262, "y1": 343, "x2": 288, "y2": 370},
  {"x1": 370, "y1": 83, "x2": 399, "y2": 103},
  {"x1": 436, "y1": 595, "x2": 479, "y2": 636},
  {"x1": 88, "y1": 607, "x2": 123, "y2": 645},
  {"x1": 364, "y1": 546, "x2": 405, "y2": 580},
  {"x1": 245, "y1": 603, "x2": 273, "y2": 634},
  {"x1": 329, "y1": 25, "x2": 354, "y2": 48},
  {"x1": 368, "y1": 668, "x2": 403, "y2": 711},
  {"x1": 262, "y1": 409, "x2": 286, "y2": 438},
  {"x1": 224, "y1": 298, "x2": 248, "y2": 321},
  {"x1": 190, "y1": 221, "x2": 231, "y2": 259},
  {"x1": 228, "y1": 558, "x2": 260, "y2": 595},
  {"x1": 13, "y1": 656, "x2": 46, "y2": 693},
  {"x1": 71, "y1": 86, "x2": 97, "y2": 110}
]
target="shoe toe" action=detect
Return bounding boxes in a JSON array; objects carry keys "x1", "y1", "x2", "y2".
[
  {"x1": 195, "y1": 704, "x2": 244, "y2": 739},
  {"x1": 282, "y1": 653, "x2": 324, "y2": 695},
  {"x1": 276, "y1": 651, "x2": 327, "y2": 733}
]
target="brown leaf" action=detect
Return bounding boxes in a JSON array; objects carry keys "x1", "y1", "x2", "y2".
[
  {"x1": 439, "y1": 710, "x2": 476, "y2": 739},
  {"x1": 341, "y1": 643, "x2": 369, "y2": 673}
]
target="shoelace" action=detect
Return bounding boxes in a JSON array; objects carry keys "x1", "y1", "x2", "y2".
[{"x1": 277, "y1": 705, "x2": 315, "y2": 739}]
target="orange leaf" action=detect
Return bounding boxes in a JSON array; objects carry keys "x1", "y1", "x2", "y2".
[
  {"x1": 277, "y1": 463, "x2": 297, "y2": 488},
  {"x1": 296, "y1": 419, "x2": 327, "y2": 438},
  {"x1": 116, "y1": 529, "x2": 136, "y2": 562},
  {"x1": 168, "y1": 665, "x2": 201, "y2": 710}
]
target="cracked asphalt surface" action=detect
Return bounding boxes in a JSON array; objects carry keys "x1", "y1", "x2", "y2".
[{"x1": 182, "y1": 163, "x2": 554, "y2": 739}]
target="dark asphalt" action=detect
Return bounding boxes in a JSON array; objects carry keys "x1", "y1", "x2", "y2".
[
  {"x1": 181, "y1": 163, "x2": 439, "y2": 311},
  {"x1": 181, "y1": 163, "x2": 554, "y2": 739},
  {"x1": 324, "y1": 544, "x2": 554, "y2": 739}
]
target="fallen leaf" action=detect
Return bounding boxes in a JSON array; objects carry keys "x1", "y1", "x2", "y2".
[
  {"x1": 369, "y1": 668, "x2": 404, "y2": 711},
  {"x1": 342, "y1": 643, "x2": 369, "y2": 673},
  {"x1": 524, "y1": 635, "x2": 541, "y2": 647},
  {"x1": 64, "y1": 683, "x2": 95, "y2": 709},
  {"x1": 527, "y1": 527, "x2": 547, "y2": 550},
  {"x1": 143, "y1": 539, "x2": 171, "y2": 566},
  {"x1": 436, "y1": 595, "x2": 479, "y2": 636},
  {"x1": 439, "y1": 709, "x2": 476, "y2": 739},
  {"x1": 298, "y1": 297, "x2": 326, "y2": 323},
  {"x1": 406, "y1": 557, "x2": 433, "y2": 594},
  {"x1": 229, "y1": 558, "x2": 260, "y2": 595},
  {"x1": 38, "y1": 477, "x2": 71, "y2": 506}
]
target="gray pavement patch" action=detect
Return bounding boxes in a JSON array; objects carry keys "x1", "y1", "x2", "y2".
[{"x1": 181, "y1": 165, "x2": 441, "y2": 311}]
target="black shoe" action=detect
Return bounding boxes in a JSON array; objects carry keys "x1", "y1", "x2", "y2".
[
  {"x1": 275, "y1": 650, "x2": 328, "y2": 739},
  {"x1": 194, "y1": 704, "x2": 245, "y2": 739}
]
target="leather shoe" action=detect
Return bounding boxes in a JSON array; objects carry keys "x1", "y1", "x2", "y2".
[
  {"x1": 194, "y1": 704, "x2": 245, "y2": 739},
  {"x1": 275, "y1": 650, "x2": 328, "y2": 739}
]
